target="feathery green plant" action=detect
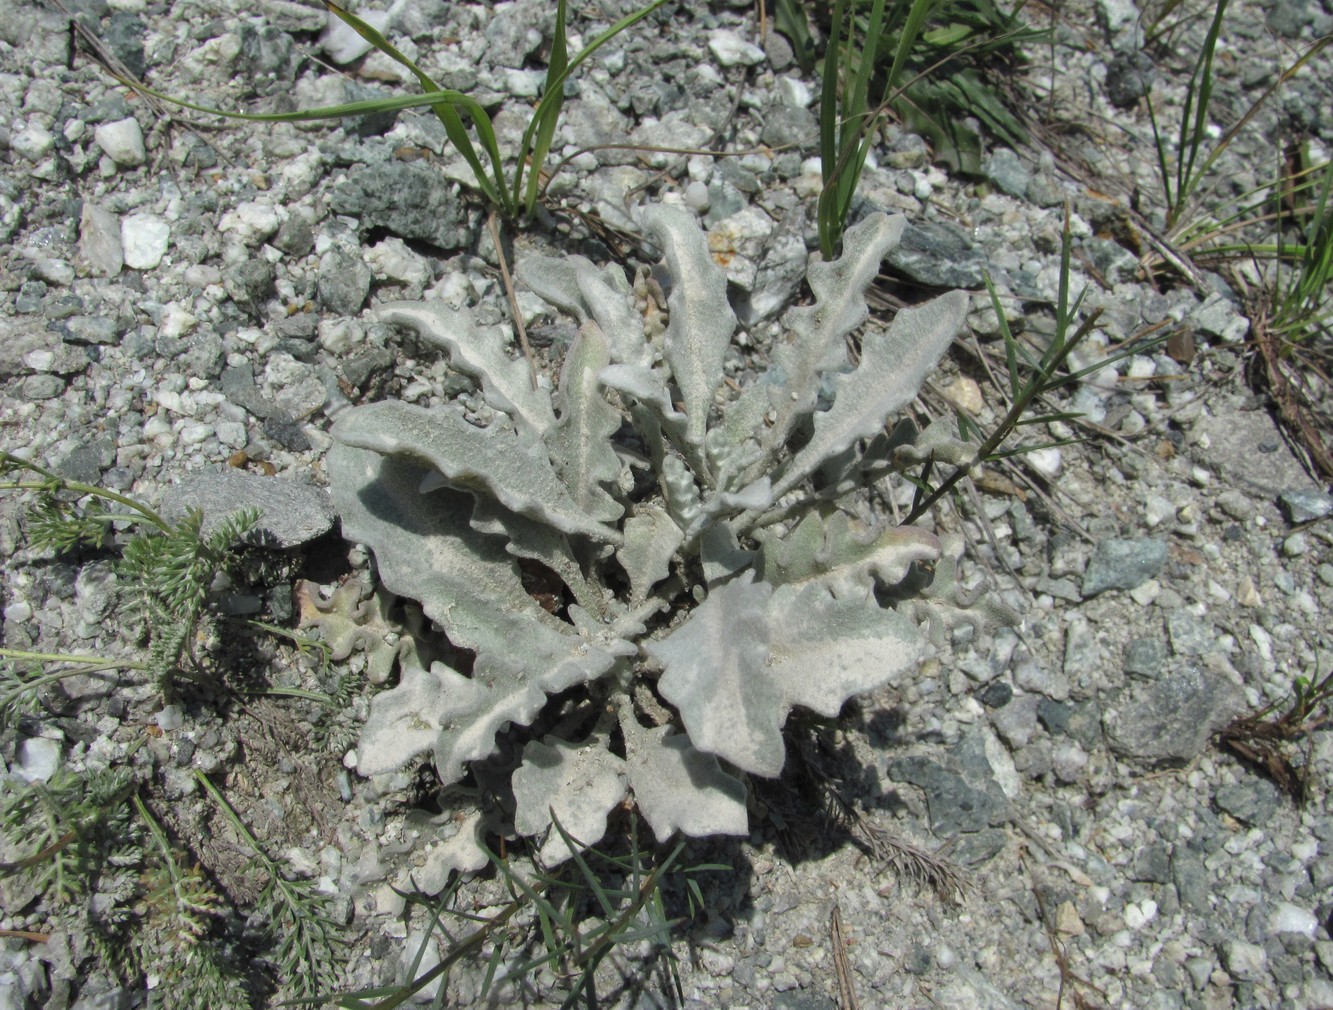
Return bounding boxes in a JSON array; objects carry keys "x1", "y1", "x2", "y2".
[
  {"x1": 0, "y1": 451, "x2": 259, "y2": 702},
  {"x1": 0, "y1": 767, "x2": 135, "y2": 903},
  {"x1": 196, "y1": 769, "x2": 345, "y2": 999}
]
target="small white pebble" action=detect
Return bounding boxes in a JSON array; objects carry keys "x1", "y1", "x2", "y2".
[{"x1": 156, "y1": 705, "x2": 184, "y2": 732}]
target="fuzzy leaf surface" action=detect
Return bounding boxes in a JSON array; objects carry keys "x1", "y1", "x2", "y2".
[
  {"x1": 649, "y1": 572, "x2": 926, "y2": 776},
  {"x1": 547, "y1": 323, "x2": 624, "y2": 523},
  {"x1": 512, "y1": 736, "x2": 628, "y2": 864},
  {"x1": 640, "y1": 204, "x2": 736, "y2": 445},
  {"x1": 357, "y1": 661, "x2": 462, "y2": 777},
  {"x1": 773, "y1": 291, "x2": 968, "y2": 498},
  {"x1": 648, "y1": 575, "x2": 783, "y2": 776},
  {"x1": 376, "y1": 301, "x2": 555, "y2": 436},
  {"x1": 517, "y1": 254, "x2": 647, "y2": 366},
  {"x1": 757, "y1": 508, "x2": 941, "y2": 599},
  {"x1": 617, "y1": 504, "x2": 684, "y2": 604},
  {"x1": 769, "y1": 213, "x2": 906, "y2": 449},
  {"x1": 330, "y1": 448, "x2": 621, "y2": 782},
  {"x1": 621, "y1": 719, "x2": 748, "y2": 842},
  {"x1": 332, "y1": 402, "x2": 620, "y2": 543}
]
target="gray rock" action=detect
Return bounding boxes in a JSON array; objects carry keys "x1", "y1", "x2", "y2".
[
  {"x1": 1279, "y1": 489, "x2": 1333, "y2": 524},
  {"x1": 1082, "y1": 236, "x2": 1139, "y2": 285},
  {"x1": 79, "y1": 203, "x2": 123, "y2": 276},
  {"x1": 772, "y1": 994, "x2": 836, "y2": 1010},
  {"x1": 104, "y1": 12, "x2": 146, "y2": 78},
  {"x1": 1172, "y1": 848, "x2": 1212, "y2": 914},
  {"x1": 1194, "y1": 409, "x2": 1316, "y2": 495},
  {"x1": 889, "y1": 734, "x2": 1010, "y2": 838},
  {"x1": 54, "y1": 436, "x2": 115, "y2": 484},
  {"x1": 991, "y1": 693, "x2": 1038, "y2": 749},
  {"x1": 161, "y1": 470, "x2": 336, "y2": 548},
  {"x1": 1267, "y1": 0, "x2": 1314, "y2": 37},
  {"x1": 1220, "y1": 939, "x2": 1267, "y2": 981},
  {"x1": 223, "y1": 260, "x2": 276, "y2": 317},
  {"x1": 1131, "y1": 842, "x2": 1172, "y2": 883},
  {"x1": 1166, "y1": 611, "x2": 1216, "y2": 656},
  {"x1": 886, "y1": 221, "x2": 987, "y2": 288},
  {"x1": 73, "y1": 561, "x2": 117, "y2": 639},
  {"x1": 1104, "y1": 51, "x2": 1156, "y2": 108},
  {"x1": 760, "y1": 103, "x2": 817, "y2": 149},
  {"x1": 21, "y1": 374, "x2": 64, "y2": 400},
  {"x1": 1062, "y1": 614, "x2": 1102, "y2": 682},
  {"x1": 1214, "y1": 779, "x2": 1282, "y2": 826},
  {"x1": 983, "y1": 148, "x2": 1029, "y2": 199},
  {"x1": 58, "y1": 315, "x2": 120, "y2": 346},
  {"x1": 274, "y1": 214, "x2": 315, "y2": 257},
  {"x1": 221, "y1": 362, "x2": 277, "y2": 419},
  {"x1": 317, "y1": 248, "x2": 372, "y2": 315},
  {"x1": 329, "y1": 162, "x2": 474, "y2": 250},
  {"x1": 262, "y1": 414, "x2": 312, "y2": 452},
  {"x1": 1081, "y1": 537, "x2": 1167, "y2": 597},
  {"x1": 1124, "y1": 637, "x2": 1164, "y2": 679},
  {"x1": 15, "y1": 281, "x2": 45, "y2": 314},
  {"x1": 1014, "y1": 652, "x2": 1069, "y2": 701},
  {"x1": 236, "y1": 24, "x2": 297, "y2": 83},
  {"x1": 1104, "y1": 665, "x2": 1244, "y2": 764}
]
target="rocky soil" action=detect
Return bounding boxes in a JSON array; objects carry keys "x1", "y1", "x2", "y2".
[{"x1": 2, "y1": 0, "x2": 1333, "y2": 1008}]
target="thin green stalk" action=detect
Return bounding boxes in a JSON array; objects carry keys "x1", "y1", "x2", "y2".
[{"x1": 0, "y1": 451, "x2": 168, "y2": 529}]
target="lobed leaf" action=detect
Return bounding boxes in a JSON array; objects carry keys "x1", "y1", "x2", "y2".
[
  {"x1": 332, "y1": 401, "x2": 620, "y2": 543},
  {"x1": 649, "y1": 571, "x2": 928, "y2": 777},
  {"x1": 620, "y1": 717, "x2": 748, "y2": 842},
  {"x1": 768, "y1": 213, "x2": 907, "y2": 450},
  {"x1": 512, "y1": 736, "x2": 628, "y2": 864},
  {"x1": 757, "y1": 508, "x2": 941, "y2": 599},
  {"x1": 639, "y1": 204, "x2": 736, "y2": 446},
  {"x1": 546, "y1": 322, "x2": 625, "y2": 524},
  {"x1": 376, "y1": 301, "x2": 556, "y2": 437},
  {"x1": 773, "y1": 290, "x2": 968, "y2": 499}
]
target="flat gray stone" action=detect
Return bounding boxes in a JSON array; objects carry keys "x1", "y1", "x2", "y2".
[
  {"x1": 1280, "y1": 489, "x2": 1333, "y2": 524},
  {"x1": 1214, "y1": 779, "x2": 1282, "y2": 826},
  {"x1": 329, "y1": 162, "x2": 474, "y2": 250},
  {"x1": 1193, "y1": 409, "x2": 1318, "y2": 497},
  {"x1": 886, "y1": 221, "x2": 987, "y2": 289},
  {"x1": 1104, "y1": 665, "x2": 1245, "y2": 765},
  {"x1": 1081, "y1": 537, "x2": 1167, "y2": 597},
  {"x1": 162, "y1": 470, "x2": 336, "y2": 548},
  {"x1": 1167, "y1": 610, "x2": 1217, "y2": 656}
]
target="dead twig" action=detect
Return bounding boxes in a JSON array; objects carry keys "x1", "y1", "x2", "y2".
[{"x1": 830, "y1": 903, "x2": 861, "y2": 1010}]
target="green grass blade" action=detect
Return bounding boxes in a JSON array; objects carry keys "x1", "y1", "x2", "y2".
[
  {"x1": 1175, "y1": 0, "x2": 1229, "y2": 215},
  {"x1": 323, "y1": 1, "x2": 506, "y2": 211},
  {"x1": 516, "y1": 0, "x2": 570, "y2": 213},
  {"x1": 516, "y1": 0, "x2": 667, "y2": 214}
]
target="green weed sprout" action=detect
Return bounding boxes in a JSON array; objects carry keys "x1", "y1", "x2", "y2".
[
  {"x1": 322, "y1": 813, "x2": 724, "y2": 1010},
  {"x1": 1144, "y1": 0, "x2": 1331, "y2": 240},
  {"x1": 807, "y1": 0, "x2": 1039, "y2": 256},
  {"x1": 107, "y1": 0, "x2": 666, "y2": 221}
]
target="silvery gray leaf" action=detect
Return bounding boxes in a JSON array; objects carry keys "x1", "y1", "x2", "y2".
[
  {"x1": 621, "y1": 715, "x2": 748, "y2": 842},
  {"x1": 547, "y1": 322, "x2": 625, "y2": 524},
  {"x1": 768, "y1": 213, "x2": 907, "y2": 451},
  {"x1": 333, "y1": 401, "x2": 621, "y2": 544},
  {"x1": 640, "y1": 204, "x2": 736, "y2": 445},
  {"x1": 773, "y1": 291, "x2": 968, "y2": 499},
  {"x1": 512, "y1": 736, "x2": 628, "y2": 864},
  {"x1": 376, "y1": 300, "x2": 556, "y2": 437},
  {"x1": 617, "y1": 504, "x2": 684, "y2": 604}
]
